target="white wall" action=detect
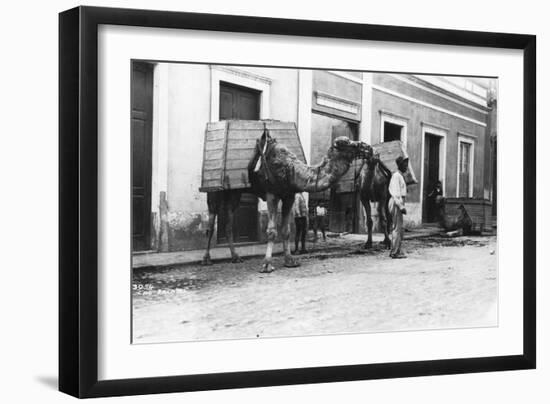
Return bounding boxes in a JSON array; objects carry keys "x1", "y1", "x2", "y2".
[
  {"x1": 247, "y1": 66, "x2": 299, "y2": 123},
  {"x1": 152, "y1": 63, "x2": 300, "y2": 247},
  {"x1": 165, "y1": 63, "x2": 211, "y2": 214},
  {"x1": 1, "y1": 1, "x2": 546, "y2": 404},
  {"x1": 159, "y1": 64, "x2": 300, "y2": 216}
]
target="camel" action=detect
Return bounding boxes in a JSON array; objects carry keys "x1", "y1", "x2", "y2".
[
  {"x1": 202, "y1": 130, "x2": 372, "y2": 272},
  {"x1": 357, "y1": 153, "x2": 393, "y2": 249}
]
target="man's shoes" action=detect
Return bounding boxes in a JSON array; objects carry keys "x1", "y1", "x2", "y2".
[{"x1": 390, "y1": 253, "x2": 407, "y2": 259}]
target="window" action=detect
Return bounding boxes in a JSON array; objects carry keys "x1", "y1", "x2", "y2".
[
  {"x1": 383, "y1": 121, "x2": 403, "y2": 142},
  {"x1": 380, "y1": 112, "x2": 408, "y2": 149},
  {"x1": 457, "y1": 136, "x2": 474, "y2": 198}
]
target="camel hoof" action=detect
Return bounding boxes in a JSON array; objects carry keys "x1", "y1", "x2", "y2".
[
  {"x1": 202, "y1": 255, "x2": 213, "y2": 266},
  {"x1": 364, "y1": 241, "x2": 373, "y2": 249},
  {"x1": 260, "y1": 260, "x2": 274, "y2": 273},
  {"x1": 231, "y1": 255, "x2": 243, "y2": 263},
  {"x1": 382, "y1": 240, "x2": 391, "y2": 249},
  {"x1": 284, "y1": 256, "x2": 300, "y2": 268}
]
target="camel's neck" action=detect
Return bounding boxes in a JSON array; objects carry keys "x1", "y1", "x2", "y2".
[{"x1": 299, "y1": 148, "x2": 355, "y2": 192}]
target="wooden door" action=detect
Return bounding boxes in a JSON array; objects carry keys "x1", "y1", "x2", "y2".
[
  {"x1": 219, "y1": 82, "x2": 260, "y2": 120},
  {"x1": 131, "y1": 62, "x2": 154, "y2": 251},
  {"x1": 217, "y1": 192, "x2": 259, "y2": 242},
  {"x1": 218, "y1": 82, "x2": 261, "y2": 242},
  {"x1": 423, "y1": 134, "x2": 440, "y2": 222},
  {"x1": 328, "y1": 191, "x2": 359, "y2": 234}
]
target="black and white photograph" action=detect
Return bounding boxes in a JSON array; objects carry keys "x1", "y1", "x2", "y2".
[
  {"x1": 131, "y1": 62, "x2": 498, "y2": 344},
  {"x1": 2, "y1": 0, "x2": 547, "y2": 400}
]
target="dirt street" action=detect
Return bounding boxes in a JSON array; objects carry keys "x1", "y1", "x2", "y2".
[{"x1": 132, "y1": 234, "x2": 497, "y2": 343}]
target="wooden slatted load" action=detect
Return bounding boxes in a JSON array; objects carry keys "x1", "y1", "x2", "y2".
[
  {"x1": 334, "y1": 140, "x2": 418, "y2": 193},
  {"x1": 199, "y1": 120, "x2": 307, "y2": 192}
]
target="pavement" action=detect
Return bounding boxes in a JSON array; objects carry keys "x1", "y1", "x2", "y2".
[{"x1": 132, "y1": 225, "x2": 442, "y2": 269}]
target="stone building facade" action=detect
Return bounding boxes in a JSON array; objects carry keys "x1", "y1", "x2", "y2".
[{"x1": 131, "y1": 61, "x2": 496, "y2": 253}]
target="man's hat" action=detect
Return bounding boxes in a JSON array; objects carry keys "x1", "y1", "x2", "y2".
[{"x1": 395, "y1": 156, "x2": 409, "y2": 166}]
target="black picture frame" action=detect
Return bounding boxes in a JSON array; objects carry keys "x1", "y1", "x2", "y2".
[{"x1": 59, "y1": 5, "x2": 536, "y2": 398}]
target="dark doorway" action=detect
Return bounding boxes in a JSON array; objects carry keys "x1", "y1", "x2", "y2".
[
  {"x1": 383, "y1": 121, "x2": 403, "y2": 142},
  {"x1": 328, "y1": 119, "x2": 359, "y2": 233},
  {"x1": 131, "y1": 62, "x2": 154, "y2": 251},
  {"x1": 217, "y1": 192, "x2": 259, "y2": 243},
  {"x1": 329, "y1": 191, "x2": 360, "y2": 234},
  {"x1": 423, "y1": 134, "x2": 441, "y2": 222},
  {"x1": 217, "y1": 82, "x2": 261, "y2": 243}
]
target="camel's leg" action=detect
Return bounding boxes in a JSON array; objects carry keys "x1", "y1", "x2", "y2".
[
  {"x1": 261, "y1": 193, "x2": 279, "y2": 273},
  {"x1": 225, "y1": 191, "x2": 243, "y2": 263},
  {"x1": 202, "y1": 192, "x2": 219, "y2": 265},
  {"x1": 378, "y1": 199, "x2": 391, "y2": 249},
  {"x1": 362, "y1": 199, "x2": 373, "y2": 249},
  {"x1": 281, "y1": 195, "x2": 299, "y2": 268}
]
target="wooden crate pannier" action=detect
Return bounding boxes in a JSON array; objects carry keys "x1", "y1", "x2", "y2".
[
  {"x1": 334, "y1": 140, "x2": 418, "y2": 194},
  {"x1": 199, "y1": 120, "x2": 307, "y2": 192}
]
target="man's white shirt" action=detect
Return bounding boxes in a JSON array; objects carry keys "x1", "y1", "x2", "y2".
[{"x1": 389, "y1": 171, "x2": 407, "y2": 210}]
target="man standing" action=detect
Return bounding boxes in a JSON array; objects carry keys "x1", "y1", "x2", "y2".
[
  {"x1": 388, "y1": 156, "x2": 409, "y2": 259},
  {"x1": 313, "y1": 203, "x2": 327, "y2": 242},
  {"x1": 427, "y1": 180, "x2": 443, "y2": 222},
  {"x1": 293, "y1": 192, "x2": 308, "y2": 254}
]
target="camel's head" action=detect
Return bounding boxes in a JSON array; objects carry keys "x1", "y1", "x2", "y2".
[{"x1": 332, "y1": 136, "x2": 373, "y2": 160}]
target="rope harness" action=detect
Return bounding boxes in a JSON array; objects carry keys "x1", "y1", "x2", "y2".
[
  {"x1": 314, "y1": 166, "x2": 321, "y2": 193},
  {"x1": 255, "y1": 124, "x2": 273, "y2": 184},
  {"x1": 353, "y1": 158, "x2": 367, "y2": 184}
]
